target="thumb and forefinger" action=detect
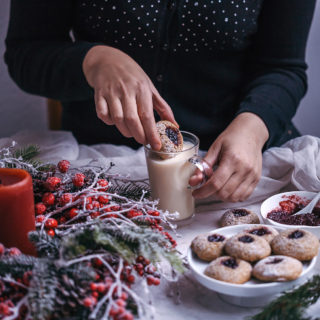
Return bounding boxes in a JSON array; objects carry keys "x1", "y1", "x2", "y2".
[
  {"x1": 190, "y1": 140, "x2": 222, "y2": 196},
  {"x1": 145, "y1": 89, "x2": 178, "y2": 150}
]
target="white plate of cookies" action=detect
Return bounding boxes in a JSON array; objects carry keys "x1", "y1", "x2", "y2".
[{"x1": 187, "y1": 224, "x2": 318, "y2": 306}]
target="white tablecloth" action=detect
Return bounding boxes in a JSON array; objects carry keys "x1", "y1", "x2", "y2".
[{"x1": 1, "y1": 130, "x2": 320, "y2": 319}]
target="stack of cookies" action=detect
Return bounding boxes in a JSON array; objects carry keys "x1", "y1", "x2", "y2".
[{"x1": 191, "y1": 225, "x2": 319, "y2": 284}]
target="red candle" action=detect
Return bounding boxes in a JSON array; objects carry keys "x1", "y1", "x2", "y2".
[{"x1": 0, "y1": 168, "x2": 36, "y2": 255}]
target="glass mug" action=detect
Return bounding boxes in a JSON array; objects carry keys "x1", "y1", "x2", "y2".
[{"x1": 144, "y1": 131, "x2": 212, "y2": 221}]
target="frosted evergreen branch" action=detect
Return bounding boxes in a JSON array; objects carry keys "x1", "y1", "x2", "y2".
[
  {"x1": 249, "y1": 275, "x2": 320, "y2": 320},
  {"x1": 0, "y1": 275, "x2": 28, "y2": 289}
]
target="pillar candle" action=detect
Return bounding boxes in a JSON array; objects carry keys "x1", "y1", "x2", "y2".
[{"x1": 0, "y1": 168, "x2": 36, "y2": 255}]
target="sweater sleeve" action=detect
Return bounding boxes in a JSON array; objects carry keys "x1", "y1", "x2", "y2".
[
  {"x1": 4, "y1": 0, "x2": 97, "y2": 102},
  {"x1": 236, "y1": 0, "x2": 316, "y2": 148}
]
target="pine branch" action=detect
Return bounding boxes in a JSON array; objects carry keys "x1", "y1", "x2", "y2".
[
  {"x1": 7, "y1": 144, "x2": 42, "y2": 169},
  {"x1": 28, "y1": 260, "x2": 58, "y2": 320},
  {"x1": 61, "y1": 224, "x2": 137, "y2": 263},
  {"x1": 0, "y1": 143, "x2": 52, "y2": 172},
  {"x1": 110, "y1": 223, "x2": 185, "y2": 272},
  {"x1": 249, "y1": 275, "x2": 320, "y2": 320},
  {"x1": 63, "y1": 263, "x2": 96, "y2": 283},
  {"x1": 60, "y1": 222, "x2": 184, "y2": 273},
  {"x1": 92, "y1": 227, "x2": 136, "y2": 262},
  {"x1": 14, "y1": 145, "x2": 40, "y2": 161},
  {"x1": 0, "y1": 254, "x2": 36, "y2": 277},
  {"x1": 29, "y1": 231, "x2": 60, "y2": 259}
]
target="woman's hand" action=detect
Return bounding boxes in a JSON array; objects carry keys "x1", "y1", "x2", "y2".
[
  {"x1": 82, "y1": 45, "x2": 177, "y2": 149},
  {"x1": 190, "y1": 112, "x2": 269, "y2": 202}
]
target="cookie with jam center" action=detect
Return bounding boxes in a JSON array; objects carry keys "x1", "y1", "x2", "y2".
[
  {"x1": 191, "y1": 233, "x2": 227, "y2": 261},
  {"x1": 156, "y1": 121, "x2": 183, "y2": 158},
  {"x1": 205, "y1": 256, "x2": 252, "y2": 284},
  {"x1": 219, "y1": 208, "x2": 260, "y2": 227},
  {"x1": 253, "y1": 255, "x2": 303, "y2": 282},
  {"x1": 271, "y1": 229, "x2": 319, "y2": 261},
  {"x1": 224, "y1": 232, "x2": 271, "y2": 262},
  {"x1": 244, "y1": 225, "x2": 279, "y2": 243}
]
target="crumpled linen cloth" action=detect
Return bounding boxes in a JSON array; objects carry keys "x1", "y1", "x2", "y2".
[{"x1": 1, "y1": 130, "x2": 320, "y2": 211}]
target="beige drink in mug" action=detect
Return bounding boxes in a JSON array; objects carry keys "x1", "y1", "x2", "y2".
[{"x1": 144, "y1": 131, "x2": 211, "y2": 221}]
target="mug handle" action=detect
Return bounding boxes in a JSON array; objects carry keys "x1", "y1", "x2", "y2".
[{"x1": 188, "y1": 155, "x2": 213, "y2": 189}]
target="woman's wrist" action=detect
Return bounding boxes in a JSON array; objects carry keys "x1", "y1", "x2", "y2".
[
  {"x1": 228, "y1": 112, "x2": 269, "y2": 149},
  {"x1": 82, "y1": 45, "x2": 121, "y2": 87}
]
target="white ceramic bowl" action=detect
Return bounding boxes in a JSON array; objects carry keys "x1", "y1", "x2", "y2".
[
  {"x1": 187, "y1": 224, "x2": 317, "y2": 307},
  {"x1": 260, "y1": 191, "x2": 320, "y2": 237}
]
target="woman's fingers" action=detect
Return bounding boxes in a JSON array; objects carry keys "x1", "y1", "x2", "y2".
[
  {"x1": 192, "y1": 160, "x2": 234, "y2": 199},
  {"x1": 189, "y1": 168, "x2": 203, "y2": 187},
  {"x1": 107, "y1": 97, "x2": 132, "y2": 138},
  {"x1": 240, "y1": 180, "x2": 258, "y2": 201},
  {"x1": 152, "y1": 89, "x2": 178, "y2": 127},
  {"x1": 122, "y1": 95, "x2": 146, "y2": 145},
  {"x1": 192, "y1": 138, "x2": 260, "y2": 201},
  {"x1": 95, "y1": 79, "x2": 176, "y2": 149},
  {"x1": 215, "y1": 172, "x2": 244, "y2": 202},
  {"x1": 224, "y1": 175, "x2": 255, "y2": 202},
  {"x1": 95, "y1": 91, "x2": 113, "y2": 125},
  {"x1": 137, "y1": 90, "x2": 161, "y2": 150},
  {"x1": 229, "y1": 179, "x2": 258, "y2": 202}
]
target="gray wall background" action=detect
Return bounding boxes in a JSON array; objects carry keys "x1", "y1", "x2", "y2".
[{"x1": 0, "y1": 1, "x2": 319, "y2": 139}]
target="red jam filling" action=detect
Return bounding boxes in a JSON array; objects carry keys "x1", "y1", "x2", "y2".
[
  {"x1": 165, "y1": 127, "x2": 180, "y2": 146},
  {"x1": 207, "y1": 234, "x2": 225, "y2": 242},
  {"x1": 238, "y1": 235, "x2": 254, "y2": 243},
  {"x1": 266, "y1": 258, "x2": 283, "y2": 264},
  {"x1": 288, "y1": 230, "x2": 304, "y2": 239},
  {"x1": 249, "y1": 227, "x2": 271, "y2": 236},
  {"x1": 232, "y1": 209, "x2": 249, "y2": 217},
  {"x1": 222, "y1": 258, "x2": 238, "y2": 269}
]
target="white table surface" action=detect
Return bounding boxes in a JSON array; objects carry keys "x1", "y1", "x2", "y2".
[{"x1": 1, "y1": 131, "x2": 320, "y2": 319}]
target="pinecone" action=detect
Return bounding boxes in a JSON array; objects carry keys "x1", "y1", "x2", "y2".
[
  {"x1": 0, "y1": 280, "x2": 4, "y2": 295},
  {"x1": 52, "y1": 274, "x2": 89, "y2": 319}
]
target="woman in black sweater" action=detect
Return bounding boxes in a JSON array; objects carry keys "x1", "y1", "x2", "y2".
[{"x1": 4, "y1": 0, "x2": 316, "y2": 202}]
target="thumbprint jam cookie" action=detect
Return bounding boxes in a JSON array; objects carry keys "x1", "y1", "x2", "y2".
[
  {"x1": 271, "y1": 229, "x2": 319, "y2": 261},
  {"x1": 219, "y1": 208, "x2": 260, "y2": 227},
  {"x1": 156, "y1": 121, "x2": 183, "y2": 158},
  {"x1": 244, "y1": 225, "x2": 279, "y2": 243},
  {"x1": 224, "y1": 232, "x2": 271, "y2": 262},
  {"x1": 204, "y1": 256, "x2": 252, "y2": 284},
  {"x1": 191, "y1": 233, "x2": 226, "y2": 261},
  {"x1": 253, "y1": 255, "x2": 303, "y2": 282}
]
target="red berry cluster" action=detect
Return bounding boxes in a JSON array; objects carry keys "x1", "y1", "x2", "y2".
[
  {"x1": 133, "y1": 256, "x2": 160, "y2": 286},
  {"x1": 33, "y1": 160, "x2": 178, "y2": 250},
  {"x1": 0, "y1": 243, "x2": 29, "y2": 320},
  {"x1": 34, "y1": 160, "x2": 114, "y2": 236},
  {"x1": 81, "y1": 257, "x2": 138, "y2": 320},
  {"x1": 143, "y1": 215, "x2": 177, "y2": 248}
]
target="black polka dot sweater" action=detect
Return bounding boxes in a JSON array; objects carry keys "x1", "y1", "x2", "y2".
[{"x1": 4, "y1": 0, "x2": 316, "y2": 148}]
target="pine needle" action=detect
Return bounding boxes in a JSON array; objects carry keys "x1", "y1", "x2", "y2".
[
  {"x1": 14, "y1": 145, "x2": 40, "y2": 161},
  {"x1": 249, "y1": 275, "x2": 320, "y2": 320}
]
